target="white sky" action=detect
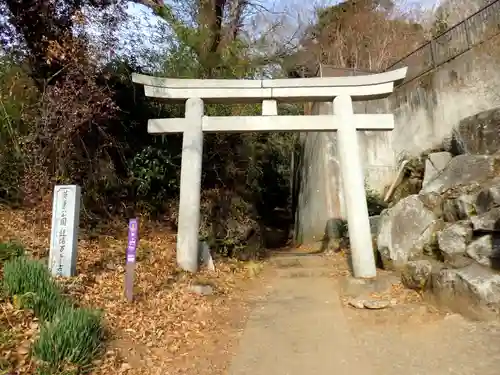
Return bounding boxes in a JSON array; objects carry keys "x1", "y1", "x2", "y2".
[{"x1": 104, "y1": 0, "x2": 441, "y2": 67}]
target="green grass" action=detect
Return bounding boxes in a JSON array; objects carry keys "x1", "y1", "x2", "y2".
[
  {"x1": 2, "y1": 255, "x2": 105, "y2": 373},
  {"x1": 0, "y1": 241, "x2": 24, "y2": 262},
  {"x1": 3, "y1": 257, "x2": 69, "y2": 321},
  {"x1": 32, "y1": 307, "x2": 104, "y2": 373}
]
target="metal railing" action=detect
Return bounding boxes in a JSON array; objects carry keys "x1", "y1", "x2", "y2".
[{"x1": 385, "y1": 0, "x2": 500, "y2": 84}]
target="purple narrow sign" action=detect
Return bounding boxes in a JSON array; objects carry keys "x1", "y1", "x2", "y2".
[
  {"x1": 124, "y1": 218, "x2": 139, "y2": 302},
  {"x1": 127, "y1": 218, "x2": 139, "y2": 263}
]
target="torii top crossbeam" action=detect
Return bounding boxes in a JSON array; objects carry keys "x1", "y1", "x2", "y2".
[{"x1": 132, "y1": 68, "x2": 407, "y2": 103}]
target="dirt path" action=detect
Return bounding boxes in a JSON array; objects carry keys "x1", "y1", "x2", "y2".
[{"x1": 227, "y1": 252, "x2": 500, "y2": 375}]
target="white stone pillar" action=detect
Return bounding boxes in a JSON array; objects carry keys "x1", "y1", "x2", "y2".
[
  {"x1": 334, "y1": 95, "x2": 377, "y2": 279},
  {"x1": 262, "y1": 100, "x2": 278, "y2": 115},
  {"x1": 49, "y1": 185, "x2": 81, "y2": 277},
  {"x1": 177, "y1": 98, "x2": 204, "y2": 272}
]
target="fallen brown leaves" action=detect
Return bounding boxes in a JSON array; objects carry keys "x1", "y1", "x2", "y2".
[
  {"x1": 0, "y1": 206, "x2": 259, "y2": 375},
  {"x1": 0, "y1": 302, "x2": 39, "y2": 373},
  {"x1": 322, "y1": 250, "x2": 425, "y2": 306}
]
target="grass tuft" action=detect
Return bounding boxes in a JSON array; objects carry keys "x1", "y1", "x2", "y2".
[
  {"x1": 0, "y1": 241, "x2": 25, "y2": 262},
  {"x1": 2, "y1": 255, "x2": 105, "y2": 373},
  {"x1": 32, "y1": 307, "x2": 104, "y2": 372},
  {"x1": 3, "y1": 257, "x2": 69, "y2": 321}
]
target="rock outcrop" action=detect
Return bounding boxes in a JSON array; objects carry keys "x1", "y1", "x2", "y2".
[
  {"x1": 420, "y1": 154, "x2": 500, "y2": 195},
  {"x1": 377, "y1": 128, "x2": 500, "y2": 318},
  {"x1": 449, "y1": 107, "x2": 500, "y2": 155}
]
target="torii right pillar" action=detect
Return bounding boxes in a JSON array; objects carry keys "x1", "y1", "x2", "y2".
[{"x1": 334, "y1": 94, "x2": 377, "y2": 278}]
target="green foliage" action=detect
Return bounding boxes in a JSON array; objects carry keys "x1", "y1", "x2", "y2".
[
  {"x1": 129, "y1": 144, "x2": 181, "y2": 205},
  {"x1": 365, "y1": 185, "x2": 387, "y2": 216},
  {"x1": 32, "y1": 307, "x2": 104, "y2": 372},
  {"x1": 0, "y1": 59, "x2": 36, "y2": 149},
  {"x1": 0, "y1": 241, "x2": 24, "y2": 262},
  {"x1": 3, "y1": 257, "x2": 69, "y2": 321},
  {"x1": 0, "y1": 150, "x2": 24, "y2": 203},
  {"x1": 247, "y1": 132, "x2": 298, "y2": 219},
  {"x1": 0, "y1": 58, "x2": 37, "y2": 203},
  {"x1": 0, "y1": 0, "x2": 299, "y2": 252},
  {"x1": 431, "y1": 6, "x2": 450, "y2": 37}
]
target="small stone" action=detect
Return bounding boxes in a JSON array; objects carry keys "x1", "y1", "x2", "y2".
[
  {"x1": 363, "y1": 299, "x2": 391, "y2": 309},
  {"x1": 348, "y1": 297, "x2": 366, "y2": 309},
  {"x1": 188, "y1": 284, "x2": 214, "y2": 296},
  {"x1": 401, "y1": 260, "x2": 433, "y2": 290},
  {"x1": 444, "y1": 313, "x2": 465, "y2": 322}
]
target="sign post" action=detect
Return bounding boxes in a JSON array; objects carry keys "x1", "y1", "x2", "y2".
[
  {"x1": 49, "y1": 185, "x2": 81, "y2": 277},
  {"x1": 125, "y1": 218, "x2": 139, "y2": 302}
]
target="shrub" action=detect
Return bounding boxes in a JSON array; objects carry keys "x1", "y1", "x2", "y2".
[
  {"x1": 32, "y1": 307, "x2": 104, "y2": 372},
  {"x1": 0, "y1": 241, "x2": 24, "y2": 262},
  {"x1": 365, "y1": 185, "x2": 387, "y2": 216},
  {"x1": 3, "y1": 257, "x2": 68, "y2": 320}
]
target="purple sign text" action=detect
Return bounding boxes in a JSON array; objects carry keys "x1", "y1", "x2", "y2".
[{"x1": 125, "y1": 218, "x2": 139, "y2": 301}]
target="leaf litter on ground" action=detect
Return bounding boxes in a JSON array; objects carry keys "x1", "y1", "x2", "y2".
[{"x1": 0, "y1": 206, "x2": 260, "y2": 375}]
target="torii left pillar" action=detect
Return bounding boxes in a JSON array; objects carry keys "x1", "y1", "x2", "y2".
[{"x1": 176, "y1": 98, "x2": 204, "y2": 272}]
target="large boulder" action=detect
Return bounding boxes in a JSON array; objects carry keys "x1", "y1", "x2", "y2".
[
  {"x1": 437, "y1": 221, "x2": 474, "y2": 267},
  {"x1": 422, "y1": 151, "x2": 453, "y2": 187},
  {"x1": 401, "y1": 259, "x2": 435, "y2": 290},
  {"x1": 432, "y1": 263, "x2": 500, "y2": 317},
  {"x1": 450, "y1": 107, "x2": 500, "y2": 155},
  {"x1": 419, "y1": 191, "x2": 444, "y2": 217},
  {"x1": 441, "y1": 192, "x2": 479, "y2": 221},
  {"x1": 377, "y1": 195, "x2": 441, "y2": 269},
  {"x1": 466, "y1": 234, "x2": 500, "y2": 269},
  {"x1": 476, "y1": 177, "x2": 500, "y2": 214},
  {"x1": 421, "y1": 177, "x2": 500, "y2": 222},
  {"x1": 420, "y1": 154, "x2": 500, "y2": 195},
  {"x1": 470, "y1": 207, "x2": 500, "y2": 231}
]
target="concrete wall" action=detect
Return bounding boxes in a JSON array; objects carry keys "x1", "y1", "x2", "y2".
[
  {"x1": 294, "y1": 34, "x2": 500, "y2": 245},
  {"x1": 293, "y1": 102, "x2": 344, "y2": 244}
]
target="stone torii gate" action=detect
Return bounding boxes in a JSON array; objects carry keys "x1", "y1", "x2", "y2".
[{"x1": 132, "y1": 67, "x2": 407, "y2": 279}]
